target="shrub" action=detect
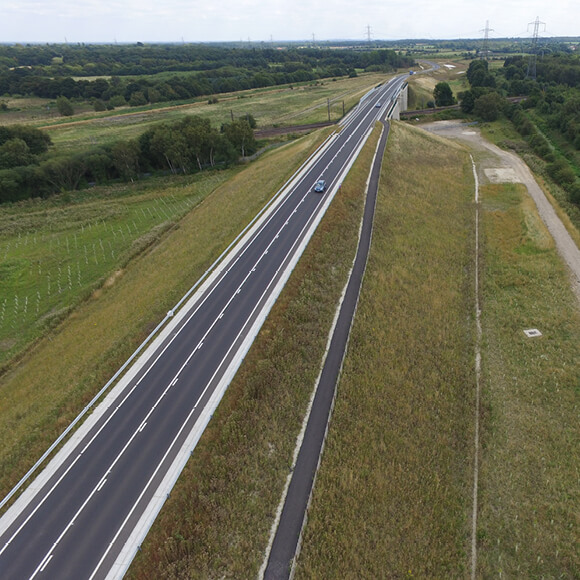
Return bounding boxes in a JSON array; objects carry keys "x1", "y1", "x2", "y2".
[
  {"x1": 109, "y1": 95, "x2": 127, "y2": 108},
  {"x1": 56, "y1": 96, "x2": 74, "y2": 117},
  {"x1": 93, "y1": 99, "x2": 107, "y2": 112}
]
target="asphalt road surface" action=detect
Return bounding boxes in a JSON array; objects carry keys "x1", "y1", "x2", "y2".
[{"x1": 0, "y1": 74, "x2": 408, "y2": 580}]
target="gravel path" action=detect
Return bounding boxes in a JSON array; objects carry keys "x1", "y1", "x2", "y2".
[{"x1": 421, "y1": 120, "x2": 580, "y2": 302}]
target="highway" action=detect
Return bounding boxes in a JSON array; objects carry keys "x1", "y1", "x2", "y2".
[{"x1": 0, "y1": 74, "x2": 408, "y2": 580}]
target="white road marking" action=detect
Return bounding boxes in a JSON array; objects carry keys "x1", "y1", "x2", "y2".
[{"x1": 2, "y1": 76, "x2": 407, "y2": 579}]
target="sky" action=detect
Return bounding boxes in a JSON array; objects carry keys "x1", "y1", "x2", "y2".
[{"x1": 0, "y1": 0, "x2": 577, "y2": 44}]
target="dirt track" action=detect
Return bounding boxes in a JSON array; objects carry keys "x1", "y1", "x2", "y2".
[{"x1": 421, "y1": 120, "x2": 580, "y2": 303}]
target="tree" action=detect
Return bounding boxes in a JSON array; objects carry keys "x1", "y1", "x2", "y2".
[
  {"x1": 0, "y1": 169, "x2": 21, "y2": 202},
  {"x1": 8, "y1": 125, "x2": 51, "y2": 154},
  {"x1": 459, "y1": 90, "x2": 475, "y2": 113},
  {"x1": 83, "y1": 149, "x2": 113, "y2": 183},
  {"x1": 180, "y1": 116, "x2": 213, "y2": 171},
  {"x1": 56, "y1": 96, "x2": 74, "y2": 117},
  {"x1": 109, "y1": 95, "x2": 127, "y2": 108},
  {"x1": 93, "y1": 99, "x2": 107, "y2": 112},
  {"x1": 0, "y1": 138, "x2": 33, "y2": 169},
  {"x1": 547, "y1": 158, "x2": 576, "y2": 185},
  {"x1": 111, "y1": 140, "x2": 140, "y2": 182},
  {"x1": 467, "y1": 60, "x2": 489, "y2": 87},
  {"x1": 473, "y1": 92, "x2": 506, "y2": 121},
  {"x1": 221, "y1": 120, "x2": 256, "y2": 158},
  {"x1": 149, "y1": 124, "x2": 188, "y2": 174},
  {"x1": 128, "y1": 91, "x2": 147, "y2": 107},
  {"x1": 39, "y1": 156, "x2": 85, "y2": 191},
  {"x1": 433, "y1": 82, "x2": 455, "y2": 107}
]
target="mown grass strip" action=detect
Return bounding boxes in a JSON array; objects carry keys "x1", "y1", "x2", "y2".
[
  {"x1": 477, "y1": 182, "x2": 580, "y2": 578},
  {"x1": 295, "y1": 122, "x2": 476, "y2": 577},
  {"x1": 125, "y1": 129, "x2": 381, "y2": 578}
]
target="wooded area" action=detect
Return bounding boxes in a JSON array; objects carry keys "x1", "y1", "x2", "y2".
[
  {"x1": 0, "y1": 44, "x2": 411, "y2": 104},
  {"x1": 454, "y1": 53, "x2": 580, "y2": 205},
  {"x1": 0, "y1": 44, "x2": 413, "y2": 203}
]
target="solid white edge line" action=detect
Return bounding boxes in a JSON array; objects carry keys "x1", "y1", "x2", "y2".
[
  {"x1": 470, "y1": 154, "x2": 481, "y2": 580},
  {"x1": 0, "y1": 131, "x2": 336, "y2": 538},
  {"x1": 258, "y1": 119, "x2": 387, "y2": 579},
  {"x1": 2, "y1": 77, "x2": 403, "y2": 579}
]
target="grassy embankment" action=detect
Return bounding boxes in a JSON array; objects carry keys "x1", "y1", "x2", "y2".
[
  {"x1": 0, "y1": 127, "x2": 332, "y2": 502},
  {"x1": 480, "y1": 119, "x2": 580, "y2": 241},
  {"x1": 126, "y1": 126, "x2": 379, "y2": 577},
  {"x1": 477, "y1": 181, "x2": 579, "y2": 577},
  {"x1": 0, "y1": 70, "x2": 391, "y2": 503},
  {"x1": 295, "y1": 122, "x2": 476, "y2": 577},
  {"x1": 0, "y1": 72, "x2": 392, "y2": 373}
]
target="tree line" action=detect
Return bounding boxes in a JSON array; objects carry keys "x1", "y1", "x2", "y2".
[
  {"x1": 0, "y1": 116, "x2": 257, "y2": 203},
  {"x1": 445, "y1": 53, "x2": 580, "y2": 205},
  {"x1": 0, "y1": 44, "x2": 413, "y2": 110}
]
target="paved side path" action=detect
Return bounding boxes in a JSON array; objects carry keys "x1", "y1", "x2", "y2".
[
  {"x1": 261, "y1": 121, "x2": 391, "y2": 579},
  {"x1": 423, "y1": 121, "x2": 580, "y2": 302}
]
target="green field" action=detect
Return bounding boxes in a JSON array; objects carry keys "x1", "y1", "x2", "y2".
[
  {"x1": 295, "y1": 122, "x2": 579, "y2": 577},
  {"x1": 0, "y1": 72, "x2": 391, "y2": 370},
  {"x1": 477, "y1": 182, "x2": 579, "y2": 577},
  {"x1": 0, "y1": 126, "x2": 332, "y2": 502},
  {"x1": 1, "y1": 68, "x2": 578, "y2": 577}
]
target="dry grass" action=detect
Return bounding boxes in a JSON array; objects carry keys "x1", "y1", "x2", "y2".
[
  {"x1": 0, "y1": 129, "x2": 328, "y2": 501},
  {"x1": 18, "y1": 73, "x2": 388, "y2": 153},
  {"x1": 477, "y1": 182, "x2": 580, "y2": 578},
  {"x1": 295, "y1": 122, "x2": 476, "y2": 578}
]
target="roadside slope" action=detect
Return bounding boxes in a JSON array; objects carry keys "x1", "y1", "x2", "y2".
[{"x1": 295, "y1": 122, "x2": 476, "y2": 577}]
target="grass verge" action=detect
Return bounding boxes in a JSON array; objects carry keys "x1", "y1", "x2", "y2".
[
  {"x1": 0, "y1": 128, "x2": 329, "y2": 502},
  {"x1": 295, "y1": 122, "x2": 476, "y2": 577},
  {"x1": 480, "y1": 118, "x2": 580, "y2": 238},
  {"x1": 477, "y1": 182, "x2": 580, "y2": 578},
  {"x1": 125, "y1": 128, "x2": 380, "y2": 577}
]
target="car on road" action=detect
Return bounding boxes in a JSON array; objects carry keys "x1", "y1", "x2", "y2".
[
  {"x1": 313, "y1": 179, "x2": 326, "y2": 193},
  {"x1": 375, "y1": 102, "x2": 382, "y2": 108}
]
